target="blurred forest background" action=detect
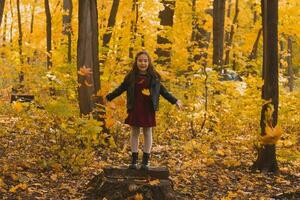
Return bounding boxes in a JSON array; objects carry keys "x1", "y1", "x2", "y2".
[{"x1": 0, "y1": 0, "x2": 300, "y2": 199}]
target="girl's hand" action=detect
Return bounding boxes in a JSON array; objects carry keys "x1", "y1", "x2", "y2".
[{"x1": 176, "y1": 100, "x2": 183, "y2": 110}]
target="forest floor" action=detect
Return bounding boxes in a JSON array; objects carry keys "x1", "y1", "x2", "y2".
[{"x1": 0, "y1": 103, "x2": 300, "y2": 199}]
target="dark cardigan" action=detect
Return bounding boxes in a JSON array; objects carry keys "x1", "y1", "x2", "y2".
[{"x1": 106, "y1": 73, "x2": 177, "y2": 111}]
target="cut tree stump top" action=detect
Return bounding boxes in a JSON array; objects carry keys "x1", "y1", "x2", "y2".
[{"x1": 103, "y1": 166, "x2": 170, "y2": 180}]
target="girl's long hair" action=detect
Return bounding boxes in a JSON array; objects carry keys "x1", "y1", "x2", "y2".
[{"x1": 126, "y1": 50, "x2": 161, "y2": 84}]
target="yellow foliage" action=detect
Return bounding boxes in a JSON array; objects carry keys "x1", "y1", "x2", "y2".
[{"x1": 12, "y1": 102, "x2": 23, "y2": 112}]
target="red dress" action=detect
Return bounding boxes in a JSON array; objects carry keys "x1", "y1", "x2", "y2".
[{"x1": 125, "y1": 74, "x2": 156, "y2": 127}]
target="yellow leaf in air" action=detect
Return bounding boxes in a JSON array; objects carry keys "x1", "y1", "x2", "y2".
[
  {"x1": 261, "y1": 126, "x2": 283, "y2": 145},
  {"x1": 149, "y1": 179, "x2": 160, "y2": 186},
  {"x1": 142, "y1": 89, "x2": 150, "y2": 96},
  {"x1": 78, "y1": 66, "x2": 92, "y2": 77},
  {"x1": 84, "y1": 80, "x2": 93, "y2": 87},
  {"x1": 12, "y1": 102, "x2": 23, "y2": 112},
  {"x1": 134, "y1": 193, "x2": 143, "y2": 200}
]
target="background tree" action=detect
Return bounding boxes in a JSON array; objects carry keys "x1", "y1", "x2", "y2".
[
  {"x1": 212, "y1": 0, "x2": 226, "y2": 70},
  {"x1": 0, "y1": 0, "x2": 5, "y2": 26},
  {"x1": 155, "y1": 0, "x2": 176, "y2": 67},
  {"x1": 77, "y1": 0, "x2": 100, "y2": 115},
  {"x1": 16, "y1": 0, "x2": 23, "y2": 85},
  {"x1": 287, "y1": 36, "x2": 294, "y2": 92},
  {"x1": 188, "y1": 0, "x2": 211, "y2": 69},
  {"x1": 129, "y1": 0, "x2": 138, "y2": 59},
  {"x1": 100, "y1": 0, "x2": 120, "y2": 68},
  {"x1": 45, "y1": 0, "x2": 52, "y2": 69},
  {"x1": 252, "y1": 0, "x2": 279, "y2": 173},
  {"x1": 63, "y1": 0, "x2": 73, "y2": 63},
  {"x1": 224, "y1": 0, "x2": 239, "y2": 66}
]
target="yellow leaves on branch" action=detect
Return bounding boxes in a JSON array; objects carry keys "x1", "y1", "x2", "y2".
[{"x1": 261, "y1": 126, "x2": 283, "y2": 145}]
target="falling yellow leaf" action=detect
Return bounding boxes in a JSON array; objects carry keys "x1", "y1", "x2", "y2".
[
  {"x1": 149, "y1": 179, "x2": 160, "y2": 186},
  {"x1": 134, "y1": 193, "x2": 143, "y2": 200},
  {"x1": 261, "y1": 126, "x2": 283, "y2": 145},
  {"x1": 78, "y1": 66, "x2": 92, "y2": 77},
  {"x1": 84, "y1": 80, "x2": 93, "y2": 87},
  {"x1": 142, "y1": 89, "x2": 150, "y2": 96}
]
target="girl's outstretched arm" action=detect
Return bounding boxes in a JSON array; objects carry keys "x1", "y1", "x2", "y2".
[
  {"x1": 106, "y1": 79, "x2": 128, "y2": 101},
  {"x1": 159, "y1": 84, "x2": 178, "y2": 104}
]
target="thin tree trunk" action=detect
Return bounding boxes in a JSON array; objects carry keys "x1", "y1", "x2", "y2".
[
  {"x1": 287, "y1": 36, "x2": 294, "y2": 92},
  {"x1": 248, "y1": 28, "x2": 262, "y2": 60},
  {"x1": 279, "y1": 38, "x2": 284, "y2": 69},
  {"x1": 129, "y1": 0, "x2": 138, "y2": 59},
  {"x1": 45, "y1": 0, "x2": 52, "y2": 69},
  {"x1": 77, "y1": 0, "x2": 100, "y2": 115},
  {"x1": 9, "y1": 0, "x2": 12, "y2": 44},
  {"x1": 252, "y1": 2, "x2": 258, "y2": 24},
  {"x1": 224, "y1": 0, "x2": 239, "y2": 66},
  {"x1": 155, "y1": 0, "x2": 176, "y2": 67},
  {"x1": 188, "y1": 0, "x2": 210, "y2": 68},
  {"x1": 27, "y1": 0, "x2": 37, "y2": 64},
  {"x1": 0, "y1": 0, "x2": 5, "y2": 26},
  {"x1": 252, "y1": 0, "x2": 279, "y2": 173},
  {"x1": 63, "y1": 0, "x2": 73, "y2": 63},
  {"x1": 16, "y1": 0, "x2": 24, "y2": 86},
  {"x1": 213, "y1": 0, "x2": 226, "y2": 69},
  {"x1": 2, "y1": 14, "x2": 7, "y2": 43},
  {"x1": 100, "y1": 0, "x2": 120, "y2": 68}
]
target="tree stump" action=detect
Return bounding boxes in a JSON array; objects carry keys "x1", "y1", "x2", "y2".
[{"x1": 85, "y1": 166, "x2": 177, "y2": 200}]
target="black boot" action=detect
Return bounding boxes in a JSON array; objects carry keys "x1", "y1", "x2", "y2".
[
  {"x1": 129, "y1": 152, "x2": 138, "y2": 169},
  {"x1": 140, "y1": 152, "x2": 150, "y2": 170}
]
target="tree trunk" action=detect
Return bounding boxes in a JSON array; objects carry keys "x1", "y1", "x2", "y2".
[
  {"x1": 155, "y1": 0, "x2": 176, "y2": 67},
  {"x1": 252, "y1": 3, "x2": 258, "y2": 25},
  {"x1": 0, "y1": 0, "x2": 5, "y2": 26},
  {"x1": 100, "y1": 0, "x2": 120, "y2": 68},
  {"x1": 224, "y1": 0, "x2": 239, "y2": 66},
  {"x1": 77, "y1": 0, "x2": 100, "y2": 115},
  {"x1": 188, "y1": 0, "x2": 210, "y2": 68},
  {"x1": 129, "y1": 0, "x2": 138, "y2": 59},
  {"x1": 27, "y1": 0, "x2": 37, "y2": 64},
  {"x1": 287, "y1": 36, "x2": 294, "y2": 92},
  {"x1": 2, "y1": 14, "x2": 7, "y2": 43},
  {"x1": 252, "y1": 0, "x2": 279, "y2": 173},
  {"x1": 248, "y1": 28, "x2": 262, "y2": 60},
  {"x1": 9, "y1": 0, "x2": 12, "y2": 44},
  {"x1": 279, "y1": 38, "x2": 284, "y2": 69},
  {"x1": 45, "y1": 0, "x2": 52, "y2": 69},
  {"x1": 16, "y1": 0, "x2": 24, "y2": 85},
  {"x1": 63, "y1": 0, "x2": 73, "y2": 63},
  {"x1": 213, "y1": 0, "x2": 226, "y2": 69}
]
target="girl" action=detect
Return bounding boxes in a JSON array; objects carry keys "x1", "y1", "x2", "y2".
[{"x1": 106, "y1": 50, "x2": 182, "y2": 170}]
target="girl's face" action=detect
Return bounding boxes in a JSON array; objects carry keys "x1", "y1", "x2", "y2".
[{"x1": 137, "y1": 54, "x2": 149, "y2": 73}]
